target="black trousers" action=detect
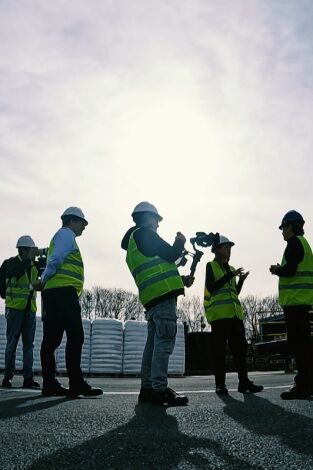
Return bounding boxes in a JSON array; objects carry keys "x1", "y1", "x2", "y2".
[
  {"x1": 283, "y1": 305, "x2": 313, "y2": 388},
  {"x1": 41, "y1": 286, "x2": 84, "y2": 386},
  {"x1": 211, "y1": 317, "x2": 248, "y2": 386}
]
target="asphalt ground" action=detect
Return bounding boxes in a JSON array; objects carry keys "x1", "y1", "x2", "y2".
[{"x1": 0, "y1": 372, "x2": 312, "y2": 470}]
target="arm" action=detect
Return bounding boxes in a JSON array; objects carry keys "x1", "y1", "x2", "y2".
[
  {"x1": 41, "y1": 229, "x2": 76, "y2": 284},
  {"x1": 205, "y1": 263, "x2": 234, "y2": 294},
  {"x1": 275, "y1": 237, "x2": 304, "y2": 277},
  {"x1": 6, "y1": 257, "x2": 32, "y2": 280},
  {"x1": 134, "y1": 227, "x2": 185, "y2": 262}
]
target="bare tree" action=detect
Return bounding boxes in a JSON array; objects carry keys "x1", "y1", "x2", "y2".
[{"x1": 177, "y1": 296, "x2": 207, "y2": 332}]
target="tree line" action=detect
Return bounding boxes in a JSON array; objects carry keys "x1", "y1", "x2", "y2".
[{"x1": 80, "y1": 287, "x2": 282, "y2": 343}]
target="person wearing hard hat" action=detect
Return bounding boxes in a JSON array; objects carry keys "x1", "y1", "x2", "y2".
[
  {"x1": 37, "y1": 207, "x2": 103, "y2": 397},
  {"x1": 2, "y1": 236, "x2": 40, "y2": 389},
  {"x1": 121, "y1": 202, "x2": 194, "y2": 406},
  {"x1": 204, "y1": 234, "x2": 263, "y2": 395},
  {"x1": 270, "y1": 210, "x2": 313, "y2": 400}
]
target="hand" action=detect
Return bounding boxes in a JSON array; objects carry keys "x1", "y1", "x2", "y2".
[
  {"x1": 176, "y1": 232, "x2": 186, "y2": 244},
  {"x1": 182, "y1": 275, "x2": 195, "y2": 288},
  {"x1": 233, "y1": 267, "x2": 245, "y2": 277},
  {"x1": 32, "y1": 280, "x2": 43, "y2": 291},
  {"x1": 239, "y1": 271, "x2": 250, "y2": 282},
  {"x1": 270, "y1": 264, "x2": 280, "y2": 275}
]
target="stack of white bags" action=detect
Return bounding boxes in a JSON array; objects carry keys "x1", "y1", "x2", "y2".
[
  {"x1": 90, "y1": 319, "x2": 123, "y2": 374},
  {"x1": 0, "y1": 315, "x2": 185, "y2": 376}
]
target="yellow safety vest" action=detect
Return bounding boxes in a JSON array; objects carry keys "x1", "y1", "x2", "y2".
[
  {"x1": 279, "y1": 236, "x2": 313, "y2": 307},
  {"x1": 204, "y1": 261, "x2": 243, "y2": 324},
  {"x1": 6, "y1": 257, "x2": 38, "y2": 312},
  {"x1": 126, "y1": 229, "x2": 184, "y2": 307}
]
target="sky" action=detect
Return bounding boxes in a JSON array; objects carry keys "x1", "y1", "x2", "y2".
[{"x1": 1, "y1": 0, "x2": 313, "y2": 302}]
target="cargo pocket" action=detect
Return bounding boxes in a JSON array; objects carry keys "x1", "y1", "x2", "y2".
[{"x1": 155, "y1": 317, "x2": 177, "y2": 340}]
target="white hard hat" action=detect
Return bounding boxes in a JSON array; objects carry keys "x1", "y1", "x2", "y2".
[
  {"x1": 211, "y1": 234, "x2": 235, "y2": 252},
  {"x1": 131, "y1": 202, "x2": 163, "y2": 221},
  {"x1": 16, "y1": 235, "x2": 37, "y2": 248},
  {"x1": 61, "y1": 207, "x2": 88, "y2": 225}
]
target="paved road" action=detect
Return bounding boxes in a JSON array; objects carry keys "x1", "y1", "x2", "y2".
[{"x1": 0, "y1": 372, "x2": 312, "y2": 469}]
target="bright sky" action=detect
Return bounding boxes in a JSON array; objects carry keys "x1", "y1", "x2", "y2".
[{"x1": 1, "y1": 0, "x2": 312, "y2": 301}]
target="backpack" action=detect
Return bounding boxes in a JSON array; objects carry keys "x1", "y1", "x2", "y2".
[{"x1": 0, "y1": 259, "x2": 8, "y2": 299}]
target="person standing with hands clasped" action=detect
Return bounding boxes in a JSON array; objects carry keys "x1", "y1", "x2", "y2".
[
  {"x1": 122, "y1": 202, "x2": 194, "y2": 406},
  {"x1": 204, "y1": 234, "x2": 263, "y2": 395},
  {"x1": 270, "y1": 210, "x2": 313, "y2": 400}
]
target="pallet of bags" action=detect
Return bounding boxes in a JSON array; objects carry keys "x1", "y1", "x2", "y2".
[
  {"x1": 168, "y1": 322, "x2": 185, "y2": 376},
  {"x1": 90, "y1": 319, "x2": 123, "y2": 375},
  {"x1": 122, "y1": 320, "x2": 147, "y2": 375},
  {"x1": 56, "y1": 319, "x2": 91, "y2": 374},
  {"x1": 0, "y1": 314, "x2": 6, "y2": 370}
]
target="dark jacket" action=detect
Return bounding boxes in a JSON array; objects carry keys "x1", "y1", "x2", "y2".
[
  {"x1": 275, "y1": 236, "x2": 304, "y2": 277},
  {"x1": 121, "y1": 226, "x2": 185, "y2": 310},
  {"x1": 5, "y1": 255, "x2": 38, "y2": 310}
]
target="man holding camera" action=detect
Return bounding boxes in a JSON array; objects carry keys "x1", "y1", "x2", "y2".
[
  {"x1": 122, "y1": 201, "x2": 194, "y2": 406},
  {"x1": 2, "y1": 236, "x2": 40, "y2": 389},
  {"x1": 37, "y1": 207, "x2": 103, "y2": 397}
]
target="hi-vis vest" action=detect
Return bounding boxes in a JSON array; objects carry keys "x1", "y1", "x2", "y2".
[
  {"x1": 5, "y1": 257, "x2": 38, "y2": 313},
  {"x1": 44, "y1": 235, "x2": 84, "y2": 296},
  {"x1": 204, "y1": 261, "x2": 244, "y2": 324},
  {"x1": 126, "y1": 229, "x2": 184, "y2": 307},
  {"x1": 279, "y1": 236, "x2": 313, "y2": 307}
]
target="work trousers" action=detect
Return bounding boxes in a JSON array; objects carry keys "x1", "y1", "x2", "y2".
[
  {"x1": 4, "y1": 307, "x2": 36, "y2": 380},
  {"x1": 283, "y1": 305, "x2": 313, "y2": 388},
  {"x1": 211, "y1": 316, "x2": 248, "y2": 386},
  {"x1": 141, "y1": 297, "x2": 177, "y2": 392},
  {"x1": 41, "y1": 286, "x2": 84, "y2": 387}
]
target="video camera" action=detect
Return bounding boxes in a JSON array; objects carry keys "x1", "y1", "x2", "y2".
[
  {"x1": 177, "y1": 232, "x2": 219, "y2": 276},
  {"x1": 36, "y1": 248, "x2": 48, "y2": 276}
]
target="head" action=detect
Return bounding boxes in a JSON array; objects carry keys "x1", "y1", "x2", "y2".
[
  {"x1": 16, "y1": 235, "x2": 38, "y2": 260},
  {"x1": 212, "y1": 243, "x2": 233, "y2": 262},
  {"x1": 280, "y1": 221, "x2": 304, "y2": 241},
  {"x1": 62, "y1": 215, "x2": 87, "y2": 236},
  {"x1": 279, "y1": 210, "x2": 305, "y2": 241},
  {"x1": 133, "y1": 211, "x2": 160, "y2": 231}
]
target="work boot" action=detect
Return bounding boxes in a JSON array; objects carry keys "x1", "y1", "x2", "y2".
[
  {"x1": 42, "y1": 380, "x2": 70, "y2": 397},
  {"x1": 151, "y1": 388, "x2": 189, "y2": 407},
  {"x1": 69, "y1": 380, "x2": 103, "y2": 397},
  {"x1": 2, "y1": 378, "x2": 12, "y2": 388},
  {"x1": 138, "y1": 387, "x2": 153, "y2": 403},
  {"x1": 215, "y1": 384, "x2": 229, "y2": 396},
  {"x1": 23, "y1": 378, "x2": 41, "y2": 389},
  {"x1": 280, "y1": 384, "x2": 311, "y2": 400},
  {"x1": 238, "y1": 379, "x2": 263, "y2": 394}
]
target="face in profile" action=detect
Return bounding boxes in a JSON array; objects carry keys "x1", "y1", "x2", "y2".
[{"x1": 216, "y1": 243, "x2": 232, "y2": 262}]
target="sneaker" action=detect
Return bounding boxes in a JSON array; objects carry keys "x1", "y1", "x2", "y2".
[
  {"x1": 69, "y1": 380, "x2": 103, "y2": 397},
  {"x1": 42, "y1": 380, "x2": 70, "y2": 397},
  {"x1": 280, "y1": 384, "x2": 311, "y2": 400},
  {"x1": 215, "y1": 385, "x2": 229, "y2": 396},
  {"x1": 138, "y1": 387, "x2": 153, "y2": 403},
  {"x1": 23, "y1": 379, "x2": 41, "y2": 389},
  {"x1": 238, "y1": 380, "x2": 264, "y2": 394},
  {"x1": 2, "y1": 378, "x2": 12, "y2": 388},
  {"x1": 151, "y1": 388, "x2": 189, "y2": 407}
]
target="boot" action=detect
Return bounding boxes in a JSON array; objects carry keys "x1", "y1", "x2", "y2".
[
  {"x1": 23, "y1": 378, "x2": 41, "y2": 389},
  {"x1": 2, "y1": 378, "x2": 12, "y2": 388},
  {"x1": 42, "y1": 380, "x2": 70, "y2": 397},
  {"x1": 280, "y1": 384, "x2": 311, "y2": 400},
  {"x1": 138, "y1": 387, "x2": 153, "y2": 403},
  {"x1": 215, "y1": 384, "x2": 229, "y2": 396},
  {"x1": 69, "y1": 380, "x2": 103, "y2": 397},
  {"x1": 238, "y1": 379, "x2": 263, "y2": 393},
  {"x1": 151, "y1": 388, "x2": 188, "y2": 407}
]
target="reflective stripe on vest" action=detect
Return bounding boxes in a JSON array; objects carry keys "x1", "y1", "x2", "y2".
[
  {"x1": 278, "y1": 236, "x2": 313, "y2": 307},
  {"x1": 204, "y1": 261, "x2": 243, "y2": 323},
  {"x1": 126, "y1": 229, "x2": 184, "y2": 307},
  {"x1": 44, "y1": 237, "x2": 84, "y2": 296},
  {"x1": 5, "y1": 258, "x2": 38, "y2": 312}
]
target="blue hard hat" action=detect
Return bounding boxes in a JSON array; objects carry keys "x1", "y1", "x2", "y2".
[{"x1": 279, "y1": 210, "x2": 305, "y2": 229}]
